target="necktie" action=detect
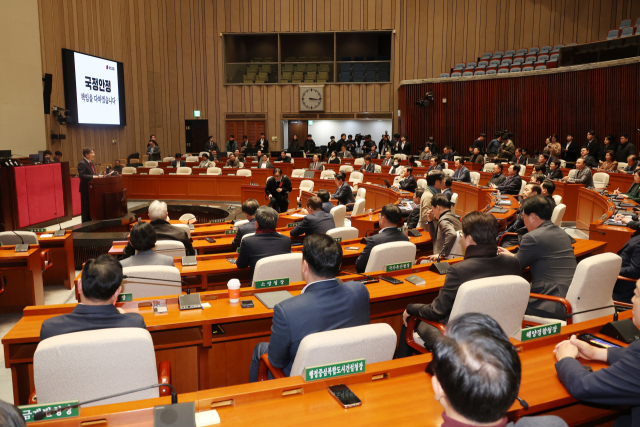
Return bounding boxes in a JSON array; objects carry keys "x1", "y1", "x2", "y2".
[{"x1": 90, "y1": 161, "x2": 96, "y2": 174}]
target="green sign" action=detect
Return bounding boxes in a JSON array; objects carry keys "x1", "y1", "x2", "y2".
[
  {"x1": 169, "y1": 173, "x2": 177, "y2": 175},
  {"x1": 117, "y1": 293, "x2": 133, "y2": 302},
  {"x1": 210, "y1": 219, "x2": 226, "y2": 223},
  {"x1": 385, "y1": 261, "x2": 412, "y2": 272},
  {"x1": 519, "y1": 323, "x2": 561, "y2": 342},
  {"x1": 29, "y1": 228, "x2": 46, "y2": 233},
  {"x1": 236, "y1": 248, "x2": 241, "y2": 253},
  {"x1": 140, "y1": 173, "x2": 148, "y2": 175},
  {"x1": 225, "y1": 230, "x2": 237, "y2": 235},
  {"x1": 19, "y1": 401, "x2": 79, "y2": 423},
  {"x1": 304, "y1": 358, "x2": 365, "y2": 382},
  {"x1": 334, "y1": 237, "x2": 342, "y2": 242},
  {"x1": 287, "y1": 222, "x2": 302, "y2": 228},
  {"x1": 254, "y1": 277, "x2": 289, "y2": 289},
  {"x1": 199, "y1": 173, "x2": 207, "y2": 175}
]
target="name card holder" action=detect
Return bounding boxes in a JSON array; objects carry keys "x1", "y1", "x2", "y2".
[
  {"x1": 304, "y1": 358, "x2": 365, "y2": 381},
  {"x1": 254, "y1": 277, "x2": 289, "y2": 289}
]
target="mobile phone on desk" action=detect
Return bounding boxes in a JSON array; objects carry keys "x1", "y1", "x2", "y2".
[
  {"x1": 227, "y1": 258, "x2": 237, "y2": 265},
  {"x1": 205, "y1": 237, "x2": 216, "y2": 243},
  {"x1": 380, "y1": 276, "x2": 403, "y2": 285},
  {"x1": 240, "y1": 300, "x2": 254, "y2": 308},
  {"x1": 577, "y1": 333, "x2": 621, "y2": 349},
  {"x1": 328, "y1": 384, "x2": 362, "y2": 409}
]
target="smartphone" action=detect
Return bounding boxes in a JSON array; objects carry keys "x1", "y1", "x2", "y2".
[
  {"x1": 240, "y1": 300, "x2": 254, "y2": 308},
  {"x1": 205, "y1": 237, "x2": 216, "y2": 243},
  {"x1": 327, "y1": 384, "x2": 362, "y2": 409},
  {"x1": 577, "y1": 333, "x2": 621, "y2": 349},
  {"x1": 380, "y1": 276, "x2": 403, "y2": 285}
]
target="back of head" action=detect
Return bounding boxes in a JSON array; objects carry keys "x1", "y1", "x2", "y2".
[
  {"x1": 522, "y1": 195, "x2": 554, "y2": 220},
  {"x1": 302, "y1": 234, "x2": 343, "y2": 279},
  {"x1": 242, "y1": 198, "x2": 259, "y2": 216},
  {"x1": 414, "y1": 188, "x2": 424, "y2": 200},
  {"x1": 427, "y1": 170, "x2": 444, "y2": 186},
  {"x1": 432, "y1": 313, "x2": 521, "y2": 424},
  {"x1": 381, "y1": 204, "x2": 402, "y2": 225},
  {"x1": 130, "y1": 222, "x2": 157, "y2": 252},
  {"x1": 335, "y1": 172, "x2": 345, "y2": 182},
  {"x1": 512, "y1": 164, "x2": 521, "y2": 173},
  {"x1": 255, "y1": 206, "x2": 279, "y2": 230},
  {"x1": 148, "y1": 200, "x2": 168, "y2": 221},
  {"x1": 317, "y1": 189, "x2": 330, "y2": 203},
  {"x1": 541, "y1": 179, "x2": 555, "y2": 195},
  {"x1": 461, "y1": 212, "x2": 497, "y2": 245},
  {"x1": 307, "y1": 196, "x2": 323, "y2": 212},
  {"x1": 81, "y1": 254, "x2": 123, "y2": 302},
  {"x1": 0, "y1": 400, "x2": 26, "y2": 427},
  {"x1": 444, "y1": 176, "x2": 452, "y2": 188},
  {"x1": 431, "y1": 194, "x2": 452, "y2": 209}
]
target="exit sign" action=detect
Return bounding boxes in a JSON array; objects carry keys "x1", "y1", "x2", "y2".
[{"x1": 194, "y1": 110, "x2": 201, "y2": 117}]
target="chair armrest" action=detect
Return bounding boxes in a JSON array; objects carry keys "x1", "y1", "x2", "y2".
[
  {"x1": 614, "y1": 300, "x2": 633, "y2": 309},
  {"x1": 112, "y1": 240, "x2": 129, "y2": 245},
  {"x1": 497, "y1": 232, "x2": 518, "y2": 246},
  {"x1": 258, "y1": 353, "x2": 286, "y2": 381},
  {"x1": 405, "y1": 316, "x2": 446, "y2": 354},
  {"x1": 529, "y1": 293, "x2": 572, "y2": 324},
  {"x1": 416, "y1": 256, "x2": 434, "y2": 265},
  {"x1": 157, "y1": 361, "x2": 171, "y2": 396},
  {"x1": 40, "y1": 249, "x2": 52, "y2": 271},
  {"x1": 29, "y1": 390, "x2": 37, "y2": 404},
  {"x1": 617, "y1": 275, "x2": 637, "y2": 282}
]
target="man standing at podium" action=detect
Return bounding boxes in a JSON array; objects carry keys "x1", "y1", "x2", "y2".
[{"x1": 78, "y1": 147, "x2": 99, "y2": 223}]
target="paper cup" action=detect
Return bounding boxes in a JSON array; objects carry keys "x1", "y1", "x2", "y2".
[{"x1": 227, "y1": 279, "x2": 241, "y2": 303}]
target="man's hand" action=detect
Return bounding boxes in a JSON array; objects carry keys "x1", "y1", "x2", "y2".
[
  {"x1": 497, "y1": 247, "x2": 515, "y2": 257},
  {"x1": 425, "y1": 209, "x2": 434, "y2": 222},
  {"x1": 554, "y1": 340, "x2": 580, "y2": 361},
  {"x1": 553, "y1": 335, "x2": 608, "y2": 362},
  {"x1": 424, "y1": 254, "x2": 440, "y2": 262},
  {"x1": 614, "y1": 189, "x2": 621, "y2": 195},
  {"x1": 402, "y1": 310, "x2": 410, "y2": 327},
  {"x1": 276, "y1": 188, "x2": 282, "y2": 192},
  {"x1": 562, "y1": 176, "x2": 569, "y2": 181}
]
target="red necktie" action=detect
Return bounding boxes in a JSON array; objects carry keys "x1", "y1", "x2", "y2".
[{"x1": 90, "y1": 161, "x2": 96, "y2": 174}]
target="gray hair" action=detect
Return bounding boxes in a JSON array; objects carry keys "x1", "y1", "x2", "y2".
[
  {"x1": 255, "y1": 206, "x2": 279, "y2": 229},
  {"x1": 148, "y1": 200, "x2": 168, "y2": 221}
]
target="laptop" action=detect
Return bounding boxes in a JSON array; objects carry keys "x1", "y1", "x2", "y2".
[
  {"x1": 382, "y1": 179, "x2": 392, "y2": 188},
  {"x1": 303, "y1": 170, "x2": 315, "y2": 179}
]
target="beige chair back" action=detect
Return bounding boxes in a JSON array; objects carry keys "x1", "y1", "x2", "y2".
[
  {"x1": 122, "y1": 265, "x2": 182, "y2": 298},
  {"x1": 163, "y1": 157, "x2": 174, "y2": 162},
  {"x1": 179, "y1": 213, "x2": 196, "y2": 224},
  {"x1": 253, "y1": 253, "x2": 303, "y2": 284},
  {"x1": 149, "y1": 168, "x2": 164, "y2": 175},
  {"x1": 292, "y1": 169, "x2": 305, "y2": 178},
  {"x1": 330, "y1": 205, "x2": 347, "y2": 227},
  {"x1": 144, "y1": 161, "x2": 158, "y2": 167},
  {"x1": 154, "y1": 240, "x2": 186, "y2": 257},
  {"x1": 469, "y1": 172, "x2": 480, "y2": 185},
  {"x1": 320, "y1": 170, "x2": 336, "y2": 179},
  {"x1": 0, "y1": 231, "x2": 38, "y2": 245},
  {"x1": 176, "y1": 167, "x2": 192, "y2": 175},
  {"x1": 186, "y1": 156, "x2": 199, "y2": 162},
  {"x1": 365, "y1": 241, "x2": 416, "y2": 273},
  {"x1": 326, "y1": 227, "x2": 359, "y2": 241},
  {"x1": 593, "y1": 172, "x2": 610, "y2": 190},
  {"x1": 207, "y1": 167, "x2": 222, "y2": 175},
  {"x1": 551, "y1": 203, "x2": 566, "y2": 226},
  {"x1": 352, "y1": 198, "x2": 366, "y2": 216},
  {"x1": 237, "y1": 169, "x2": 252, "y2": 177},
  {"x1": 122, "y1": 167, "x2": 137, "y2": 175},
  {"x1": 552, "y1": 194, "x2": 563, "y2": 204}
]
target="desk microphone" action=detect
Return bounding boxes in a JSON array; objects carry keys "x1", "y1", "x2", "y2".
[
  {"x1": 11, "y1": 230, "x2": 29, "y2": 252},
  {"x1": 516, "y1": 396, "x2": 529, "y2": 410},
  {"x1": 339, "y1": 270, "x2": 379, "y2": 284},
  {"x1": 33, "y1": 383, "x2": 177, "y2": 421},
  {"x1": 123, "y1": 275, "x2": 201, "y2": 310},
  {"x1": 566, "y1": 305, "x2": 617, "y2": 321},
  {"x1": 54, "y1": 212, "x2": 65, "y2": 236}
]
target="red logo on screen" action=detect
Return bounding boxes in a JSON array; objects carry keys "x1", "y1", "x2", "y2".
[{"x1": 106, "y1": 65, "x2": 109, "y2": 69}]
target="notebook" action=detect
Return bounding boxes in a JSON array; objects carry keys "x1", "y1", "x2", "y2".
[
  {"x1": 255, "y1": 290, "x2": 294, "y2": 309},
  {"x1": 490, "y1": 207, "x2": 508, "y2": 214}
]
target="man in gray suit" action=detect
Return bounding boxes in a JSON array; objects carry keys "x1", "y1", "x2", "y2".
[
  {"x1": 120, "y1": 222, "x2": 174, "y2": 268},
  {"x1": 308, "y1": 154, "x2": 323, "y2": 170},
  {"x1": 291, "y1": 196, "x2": 335, "y2": 237},
  {"x1": 451, "y1": 159, "x2": 471, "y2": 183},
  {"x1": 562, "y1": 158, "x2": 594, "y2": 188},
  {"x1": 258, "y1": 154, "x2": 274, "y2": 169},
  {"x1": 498, "y1": 195, "x2": 577, "y2": 319},
  {"x1": 249, "y1": 234, "x2": 370, "y2": 382}
]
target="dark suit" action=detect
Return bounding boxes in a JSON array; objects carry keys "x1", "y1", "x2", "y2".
[
  {"x1": 617, "y1": 142, "x2": 636, "y2": 163},
  {"x1": 290, "y1": 211, "x2": 335, "y2": 237},
  {"x1": 488, "y1": 173, "x2": 506, "y2": 186},
  {"x1": 122, "y1": 220, "x2": 195, "y2": 259},
  {"x1": 556, "y1": 340, "x2": 640, "y2": 427},
  {"x1": 368, "y1": 150, "x2": 379, "y2": 159},
  {"x1": 225, "y1": 140, "x2": 238, "y2": 152},
  {"x1": 563, "y1": 141, "x2": 579, "y2": 163},
  {"x1": 381, "y1": 158, "x2": 394, "y2": 166},
  {"x1": 406, "y1": 206, "x2": 420, "y2": 228},
  {"x1": 581, "y1": 155, "x2": 598, "y2": 169},
  {"x1": 231, "y1": 218, "x2": 256, "y2": 251},
  {"x1": 289, "y1": 140, "x2": 301, "y2": 151},
  {"x1": 239, "y1": 141, "x2": 252, "y2": 153},
  {"x1": 277, "y1": 156, "x2": 292, "y2": 163},
  {"x1": 442, "y1": 188, "x2": 453, "y2": 200},
  {"x1": 265, "y1": 175, "x2": 293, "y2": 213},
  {"x1": 399, "y1": 175, "x2": 417, "y2": 193},
  {"x1": 147, "y1": 146, "x2": 161, "y2": 161},
  {"x1": 573, "y1": 167, "x2": 594, "y2": 188},
  {"x1": 308, "y1": 162, "x2": 323, "y2": 171},
  {"x1": 40, "y1": 304, "x2": 146, "y2": 341},
  {"x1": 78, "y1": 158, "x2": 97, "y2": 223},
  {"x1": 452, "y1": 166, "x2": 471, "y2": 183},
  {"x1": 170, "y1": 159, "x2": 186, "y2": 167},
  {"x1": 547, "y1": 168, "x2": 564, "y2": 180},
  {"x1": 497, "y1": 174, "x2": 523, "y2": 195},
  {"x1": 398, "y1": 142, "x2": 411, "y2": 155},
  {"x1": 442, "y1": 151, "x2": 456, "y2": 161},
  {"x1": 360, "y1": 162, "x2": 375, "y2": 173},
  {"x1": 585, "y1": 138, "x2": 600, "y2": 161},
  {"x1": 236, "y1": 232, "x2": 292, "y2": 281},
  {"x1": 120, "y1": 250, "x2": 174, "y2": 268},
  {"x1": 258, "y1": 160, "x2": 274, "y2": 169},
  {"x1": 511, "y1": 154, "x2": 526, "y2": 165},
  {"x1": 249, "y1": 278, "x2": 370, "y2": 381},
  {"x1": 322, "y1": 201, "x2": 334, "y2": 214},
  {"x1": 303, "y1": 139, "x2": 316, "y2": 153},
  {"x1": 514, "y1": 221, "x2": 577, "y2": 319},
  {"x1": 613, "y1": 234, "x2": 640, "y2": 303},
  {"x1": 255, "y1": 139, "x2": 269, "y2": 152},
  {"x1": 205, "y1": 141, "x2": 220, "y2": 154},
  {"x1": 332, "y1": 183, "x2": 355, "y2": 206},
  {"x1": 355, "y1": 227, "x2": 410, "y2": 273}
]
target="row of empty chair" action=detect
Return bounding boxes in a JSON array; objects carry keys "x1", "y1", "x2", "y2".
[
  {"x1": 606, "y1": 18, "x2": 640, "y2": 39},
  {"x1": 339, "y1": 62, "x2": 391, "y2": 82},
  {"x1": 284, "y1": 56, "x2": 332, "y2": 62}
]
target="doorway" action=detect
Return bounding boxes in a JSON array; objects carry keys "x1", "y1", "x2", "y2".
[
  {"x1": 287, "y1": 121, "x2": 308, "y2": 150},
  {"x1": 185, "y1": 120, "x2": 209, "y2": 154}
]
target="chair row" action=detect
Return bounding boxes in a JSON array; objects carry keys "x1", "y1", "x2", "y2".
[
  {"x1": 282, "y1": 71, "x2": 330, "y2": 83},
  {"x1": 121, "y1": 166, "x2": 251, "y2": 176},
  {"x1": 245, "y1": 64, "x2": 273, "y2": 74},
  {"x1": 284, "y1": 56, "x2": 333, "y2": 62},
  {"x1": 607, "y1": 26, "x2": 640, "y2": 40},
  {"x1": 617, "y1": 18, "x2": 640, "y2": 29},
  {"x1": 339, "y1": 62, "x2": 391, "y2": 72},
  {"x1": 282, "y1": 63, "x2": 331, "y2": 73},
  {"x1": 339, "y1": 70, "x2": 390, "y2": 82},
  {"x1": 340, "y1": 55, "x2": 390, "y2": 61},
  {"x1": 243, "y1": 71, "x2": 271, "y2": 84},
  {"x1": 442, "y1": 63, "x2": 548, "y2": 77}
]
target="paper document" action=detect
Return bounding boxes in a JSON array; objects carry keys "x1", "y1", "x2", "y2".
[
  {"x1": 291, "y1": 214, "x2": 307, "y2": 218},
  {"x1": 195, "y1": 410, "x2": 220, "y2": 426}
]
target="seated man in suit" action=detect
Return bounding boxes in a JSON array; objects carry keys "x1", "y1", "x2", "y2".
[
  {"x1": 209, "y1": 150, "x2": 221, "y2": 162},
  {"x1": 308, "y1": 154, "x2": 323, "y2": 170},
  {"x1": 488, "y1": 164, "x2": 506, "y2": 187},
  {"x1": 40, "y1": 254, "x2": 146, "y2": 340},
  {"x1": 120, "y1": 222, "x2": 174, "y2": 268},
  {"x1": 431, "y1": 313, "x2": 567, "y2": 427},
  {"x1": 398, "y1": 213, "x2": 522, "y2": 354},
  {"x1": 427, "y1": 156, "x2": 443, "y2": 172},
  {"x1": 258, "y1": 154, "x2": 274, "y2": 169},
  {"x1": 359, "y1": 155, "x2": 375, "y2": 173},
  {"x1": 395, "y1": 166, "x2": 417, "y2": 192},
  {"x1": 249, "y1": 234, "x2": 370, "y2": 382},
  {"x1": 442, "y1": 146, "x2": 456, "y2": 161},
  {"x1": 541, "y1": 179, "x2": 557, "y2": 202},
  {"x1": 231, "y1": 198, "x2": 259, "y2": 251},
  {"x1": 198, "y1": 153, "x2": 214, "y2": 169},
  {"x1": 423, "y1": 194, "x2": 463, "y2": 261},
  {"x1": 613, "y1": 168, "x2": 640, "y2": 203},
  {"x1": 406, "y1": 188, "x2": 423, "y2": 229},
  {"x1": 562, "y1": 158, "x2": 594, "y2": 188},
  {"x1": 277, "y1": 151, "x2": 292, "y2": 163},
  {"x1": 554, "y1": 280, "x2": 640, "y2": 427},
  {"x1": 451, "y1": 159, "x2": 471, "y2": 183},
  {"x1": 170, "y1": 153, "x2": 185, "y2": 168},
  {"x1": 511, "y1": 148, "x2": 526, "y2": 165},
  {"x1": 225, "y1": 154, "x2": 240, "y2": 168},
  {"x1": 612, "y1": 231, "x2": 640, "y2": 303},
  {"x1": 469, "y1": 147, "x2": 484, "y2": 164},
  {"x1": 624, "y1": 155, "x2": 637, "y2": 173},
  {"x1": 368, "y1": 144, "x2": 379, "y2": 159},
  {"x1": 491, "y1": 164, "x2": 523, "y2": 195},
  {"x1": 498, "y1": 195, "x2": 577, "y2": 319},
  {"x1": 355, "y1": 204, "x2": 410, "y2": 273},
  {"x1": 332, "y1": 172, "x2": 355, "y2": 208},
  {"x1": 317, "y1": 189, "x2": 334, "y2": 214},
  {"x1": 337, "y1": 145, "x2": 353, "y2": 159},
  {"x1": 442, "y1": 176, "x2": 453, "y2": 200},
  {"x1": 418, "y1": 170, "x2": 445, "y2": 228},
  {"x1": 234, "y1": 149, "x2": 245, "y2": 164},
  {"x1": 578, "y1": 147, "x2": 598, "y2": 169},
  {"x1": 112, "y1": 159, "x2": 123, "y2": 174},
  {"x1": 122, "y1": 201, "x2": 195, "y2": 259},
  {"x1": 381, "y1": 151, "x2": 394, "y2": 166},
  {"x1": 291, "y1": 196, "x2": 336, "y2": 237},
  {"x1": 236, "y1": 206, "x2": 292, "y2": 281},
  {"x1": 499, "y1": 183, "x2": 541, "y2": 248}
]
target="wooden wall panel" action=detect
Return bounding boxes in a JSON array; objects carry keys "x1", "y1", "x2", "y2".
[
  {"x1": 398, "y1": 62, "x2": 640, "y2": 157},
  {"x1": 39, "y1": 0, "x2": 619, "y2": 166}
]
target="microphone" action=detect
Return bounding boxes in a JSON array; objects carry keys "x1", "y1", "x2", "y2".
[
  {"x1": 339, "y1": 269, "x2": 379, "y2": 284},
  {"x1": 231, "y1": 212, "x2": 243, "y2": 224},
  {"x1": 122, "y1": 275, "x2": 201, "y2": 310},
  {"x1": 11, "y1": 230, "x2": 29, "y2": 252},
  {"x1": 33, "y1": 383, "x2": 177, "y2": 421},
  {"x1": 123, "y1": 274, "x2": 192, "y2": 295},
  {"x1": 517, "y1": 396, "x2": 529, "y2": 410},
  {"x1": 54, "y1": 212, "x2": 65, "y2": 236}
]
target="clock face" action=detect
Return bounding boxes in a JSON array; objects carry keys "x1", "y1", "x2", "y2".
[{"x1": 300, "y1": 86, "x2": 324, "y2": 111}]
